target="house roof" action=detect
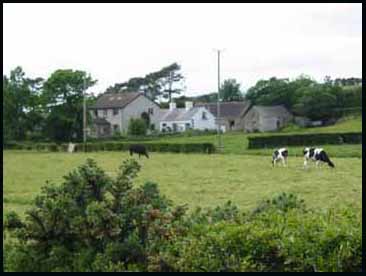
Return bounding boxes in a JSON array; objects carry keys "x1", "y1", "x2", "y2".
[
  {"x1": 196, "y1": 101, "x2": 251, "y2": 119},
  {"x1": 93, "y1": 117, "x2": 111, "y2": 125},
  {"x1": 252, "y1": 105, "x2": 291, "y2": 118},
  {"x1": 89, "y1": 92, "x2": 142, "y2": 109},
  {"x1": 159, "y1": 107, "x2": 202, "y2": 122}
]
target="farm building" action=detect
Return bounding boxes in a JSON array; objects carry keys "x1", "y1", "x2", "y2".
[
  {"x1": 88, "y1": 92, "x2": 160, "y2": 137},
  {"x1": 196, "y1": 101, "x2": 252, "y2": 132},
  {"x1": 242, "y1": 105, "x2": 293, "y2": 132},
  {"x1": 159, "y1": 101, "x2": 216, "y2": 132}
]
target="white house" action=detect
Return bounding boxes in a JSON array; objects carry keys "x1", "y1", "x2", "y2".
[{"x1": 159, "y1": 102, "x2": 216, "y2": 132}]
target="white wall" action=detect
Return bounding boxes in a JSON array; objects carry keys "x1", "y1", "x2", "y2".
[
  {"x1": 159, "y1": 107, "x2": 216, "y2": 132},
  {"x1": 121, "y1": 95, "x2": 160, "y2": 133},
  {"x1": 191, "y1": 107, "x2": 216, "y2": 130}
]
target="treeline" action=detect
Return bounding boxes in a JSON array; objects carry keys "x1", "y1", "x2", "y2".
[
  {"x1": 3, "y1": 65, "x2": 362, "y2": 144},
  {"x1": 244, "y1": 76, "x2": 362, "y2": 121},
  {"x1": 3, "y1": 67, "x2": 97, "y2": 143},
  {"x1": 165, "y1": 76, "x2": 362, "y2": 122}
]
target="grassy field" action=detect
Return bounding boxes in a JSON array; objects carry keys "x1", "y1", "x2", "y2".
[
  {"x1": 4, "y1": 150, "x2": 361, "y2": 217},
  {"x1": 147, "y1": 115, "x2": 362, "y2": 156},
  {"x1": 280, "y1": 115, "x2": 362, "y2": 133}
]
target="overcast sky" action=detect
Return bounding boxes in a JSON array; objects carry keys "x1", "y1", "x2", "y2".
[{"x1": 3, "y1": 3, "x2": 362, "y2": 97}]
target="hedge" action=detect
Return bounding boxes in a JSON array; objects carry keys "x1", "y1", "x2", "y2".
[
  {"x1": 3, "y1": 141, "x2": 216, "y2": 154},
  {"x1": 247, "y1": 132, "x2": 362, "y2": 149}
]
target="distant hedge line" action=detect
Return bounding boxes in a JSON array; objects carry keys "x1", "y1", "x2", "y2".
[
  {"x1": 247, "y1": 132, "x2": 362, "y2": 149},
  {"x1": 3, "y1": 141, "x2": 216, "y2": 154}
]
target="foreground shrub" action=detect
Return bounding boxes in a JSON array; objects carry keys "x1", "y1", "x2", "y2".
[
  {"x1": 160, "y1": 203, "x2": 361, "y2": 272},
  {"x1": 3, "y1": 160, "x2": 361, "y2": 272},
  {"x1": 4, "y1": 158, "x2": 186, "y2": 272}
]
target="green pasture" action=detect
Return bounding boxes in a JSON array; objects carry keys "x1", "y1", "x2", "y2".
[{"x1": 3, "y1": 150, "x2": 361, "y2": 217}]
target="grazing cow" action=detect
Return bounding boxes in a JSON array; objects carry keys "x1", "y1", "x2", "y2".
[
  {"x1": 272, "y1": 148, "x2": 288, "y2": 167},
  {"x1": 303, "y1": 147, "x2": 334, "y2": 168},
  {"x1": 129, "y1": 144, "x2": 149, "y2": 159}
]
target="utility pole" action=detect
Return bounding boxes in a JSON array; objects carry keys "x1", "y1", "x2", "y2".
[
  {"x1": 83, "y1": 77, "x2": 87, "y2": 152},
  {"x1": 215, "y1": 49, "x2": 224, "y2": 151}
]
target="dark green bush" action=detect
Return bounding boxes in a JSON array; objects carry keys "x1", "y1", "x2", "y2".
[
  {"x1": 3, "y1": 158, "x2": 187, "y2": 272},
  {"x1": 247, "y1": 132, "x2": 362, "y2": 149},
  {"x1": 160, "y1": 202, "x2": 361, "y2": 272},
  {"x1": 128, "y1": 118, "x2": 147, "y2": 136}
]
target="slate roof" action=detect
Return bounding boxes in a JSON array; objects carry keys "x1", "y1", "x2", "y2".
[
  {"x1": 159, "y1": 107, "x2": 202, "y2": 122},
  {"x1": 252, "y1": 105, "x2": 291, "y2": 118},
  {"x1": 196, "y1": 101, "x2": 251, "y2": 118},
  {"x1": 89, "y1": 92, "x2": 142, "y2": 109}
]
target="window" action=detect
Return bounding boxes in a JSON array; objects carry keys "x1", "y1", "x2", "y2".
[
  {"x1": 148, "y1": 108, "x2": 154, "y2": 115},
  {"x1": 103, "y1": 110, "x2": 108, "y2": 117},
  {"x1": 113, "y1": 124, "x2": 119, "y2": 132},
  {"x1": 202, "y1": 112, "x2": 207, "y2": 120},
  {"x1": 94, "y1": 110, "x2": 98, "y2": 117},
  {"x1": 185, "y1": 123, "x2": 191, "y2": 129},
  {"x1": 162, "y1": 123, "x2": 167, "y2": 127},
  {"x1": 113, "y1": 109, "x2": 119, "y2": 116}
]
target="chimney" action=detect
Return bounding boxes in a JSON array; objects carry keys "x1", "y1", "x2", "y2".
[
  {"x1": 169, "y1": 102, "x2": 176, "y2": 111},
  {"x1": 185, "y1": 101, "x2": 193, "y2": 111}
]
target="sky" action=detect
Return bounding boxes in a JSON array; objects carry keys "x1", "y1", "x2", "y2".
[{"x1": 3, "y1": 3, "x2": 362, "y2": 97}]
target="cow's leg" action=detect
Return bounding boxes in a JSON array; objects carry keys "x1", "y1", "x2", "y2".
[
  {"x1": 304, "y1": 158, "x2": 308, "y2": 169},
  {"x1": 316, "y1": 160, "x2": 320, "y2": 168},
  {"x1": 283, "y1": 157, "x2": 287, "y2": 167},
  {"x1": 273, "y1": 158, "x2": 277, "y2": 167}
]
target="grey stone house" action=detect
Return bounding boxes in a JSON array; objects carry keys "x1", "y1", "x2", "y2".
[
  {"x1": 196, "y1": 101, "x2": 252, "y2": 132},
  {"x1": 88, "y1": 92, "x2": 160, "y2": 137},
  {"x1": 242, "y1": 105, "x2": 293, "y2": 132}
]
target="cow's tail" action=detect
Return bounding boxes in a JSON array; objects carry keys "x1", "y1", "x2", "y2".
[{"x1": 322, "y1": 152, "x2": 335, "y2": 168}]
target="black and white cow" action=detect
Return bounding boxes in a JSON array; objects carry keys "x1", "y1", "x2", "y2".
[
  {"x1": 303, "y1": 147, "x2": 334, "y2": 168},
  {"x1": 272, "y1": 148, "x2": 288, "y2": 167}
]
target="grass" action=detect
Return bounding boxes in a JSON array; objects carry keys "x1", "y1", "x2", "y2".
[
  {"x1": 280, "y1": 115, "x2": 362, "y2": 133},
  {"x1": 138, "y1": 115, "x2": 362, "y2": 156},
  {"x1": 3, "y1": 150, "x2": 361, "y2": 217}
]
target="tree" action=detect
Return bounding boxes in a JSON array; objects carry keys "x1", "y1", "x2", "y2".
[
  {"x1": 292, "y1": 84, "x2": 338, "y2": 120},
  {"x1": 220, "y1": 79, "x2": 243, "y2": 102},
  {"x1": 3, "y1": 67, "x2": 44, "y2": 141},
  {"x1": 42, "y1": 69, "x2": 97, "y2": 142},
  {"x1": 160, "y1": 63, "x2": 184, "y2": 102},
  {"x1": 104, "y1": 63, "x2": 185, "y2": 102},
  {"x1": 245, "y1": 76, "x2": 318, "y2": 110}
]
